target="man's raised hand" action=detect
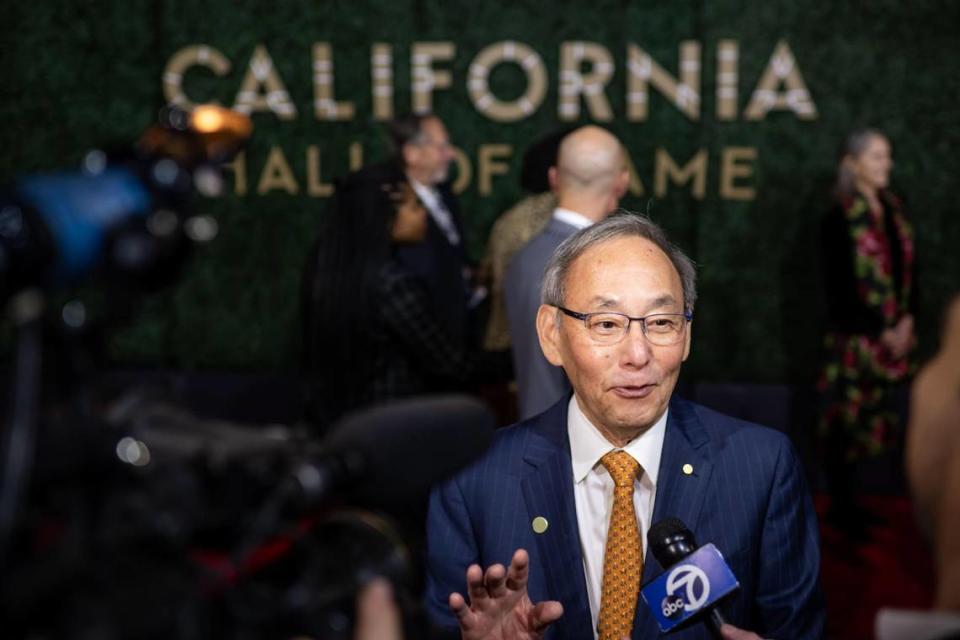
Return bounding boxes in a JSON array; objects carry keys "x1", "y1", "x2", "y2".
[{"x1": 449, "y1": 549, "x2": 563, "y2": 640}]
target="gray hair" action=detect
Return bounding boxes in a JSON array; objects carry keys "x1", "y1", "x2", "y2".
[
  {"x1": 540, "y1": 211, "x2": 697, "y2": 313},
  {"x1": 388, "y1": 113, "x2": 434, "y2": 152},
  {"x1": 835, "y1": 127, "x2": 886, "y2": 199}
]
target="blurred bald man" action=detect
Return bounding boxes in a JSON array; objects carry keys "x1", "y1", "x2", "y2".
[{"x1": 504, "y1": 126, "x2": 629, "y2": 419}]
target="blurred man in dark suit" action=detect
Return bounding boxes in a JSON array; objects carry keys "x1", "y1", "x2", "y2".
[{"x1": 389, "y1": 113, "x2": 469, "y2": 346}]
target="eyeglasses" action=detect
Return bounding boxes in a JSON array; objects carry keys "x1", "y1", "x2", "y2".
[
  {"x1": 556, "y1": 306, "x2": 692, "y2": 346},
  {"x1": 417, "y1": 137, "x2": 452, "y2": 152}
]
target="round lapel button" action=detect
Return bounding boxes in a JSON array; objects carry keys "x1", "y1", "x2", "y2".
[{"x1": 532, "y1": 516, "x2": 549, "y2": 534}]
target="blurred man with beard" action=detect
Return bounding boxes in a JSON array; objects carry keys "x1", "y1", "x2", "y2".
[{"x1": 389, "y1": 113, "x2": 469, "y2": 346}]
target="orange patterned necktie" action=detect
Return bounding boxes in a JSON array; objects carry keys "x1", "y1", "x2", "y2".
[{"x1": 597, "y1": 450, "x2": 643, "y2": 640}]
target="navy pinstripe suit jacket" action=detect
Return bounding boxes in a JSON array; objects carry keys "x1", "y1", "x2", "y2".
[{"x1": 425, "y1": 395, "x2": 825, "y2": 639}]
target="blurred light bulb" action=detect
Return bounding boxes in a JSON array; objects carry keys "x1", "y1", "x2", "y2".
[
  {"x1": 184, "y1": 215, "x2": 218, "y2": 243},
  {"x1": 192, "y1": 105, "x2": 224, "y2": 133},
  {"x1": 116, "y1": 437, "x2": 151, "y2": 467}
]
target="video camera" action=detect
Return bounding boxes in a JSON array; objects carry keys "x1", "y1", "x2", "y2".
[
  {"x1": 0, "y1": 107, "x2": 494, "y2": 639},
  {"x1": 0, "y1": 104, "x2": 251, "y2": 299}
]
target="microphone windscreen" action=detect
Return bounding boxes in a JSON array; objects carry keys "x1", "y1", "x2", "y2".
[
  {"x1": 648, "y1": 517, "x2": 698, "y2": 568},
  {"x1": 322, "y1": 394, "x2": 495, "y2": 506}
]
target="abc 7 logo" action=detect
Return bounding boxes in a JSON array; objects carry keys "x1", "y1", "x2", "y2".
[
  {"x1": 660, "y1": 594, "x2": 686, "y2": 618},
  {"x1": 660, "y1": 564, "x2": 711, "y2": 619}
]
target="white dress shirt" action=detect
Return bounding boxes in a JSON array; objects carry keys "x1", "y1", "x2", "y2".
[
  {"x1": 411, "y1": 179, "x2": 460, "y2": 245},
  {"x1": 567, "y1": 395, "x2": 667, "y2": 638},
  {"x1": 552, "y1": 207, "x2": 593, "y2": 230}
]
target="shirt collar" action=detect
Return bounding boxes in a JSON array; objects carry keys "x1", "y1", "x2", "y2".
[
  {"x1": 410, "y1": 179, "x2": 439, "y2": 206},
  {"x1": 567, "y1": 395, "x2": 667, "y2": 486},
  {"x1": 552, "y1": 207, "x2": 593, "y2": 230}
]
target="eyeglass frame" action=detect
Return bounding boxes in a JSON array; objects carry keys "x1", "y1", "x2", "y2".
[
  {"x1": 555, "y1": 306, "x2": 693, "y2": 345},
  {"x1": 414, "y1": 135, "x2": 453, "y2": 152}
]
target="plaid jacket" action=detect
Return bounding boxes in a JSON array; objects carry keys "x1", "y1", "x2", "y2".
[{"x1": 360, "y1": 261, "x2": 472, "y2": 405}]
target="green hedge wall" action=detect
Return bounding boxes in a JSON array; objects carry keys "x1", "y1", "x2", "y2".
[{"x1": 2, "y1": 0, "x2": 958, "y2": 383}]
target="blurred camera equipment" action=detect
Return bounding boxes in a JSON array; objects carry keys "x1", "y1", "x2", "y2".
[{"x1": 0, "y1": 106, "x2": 494, "y2": 638}]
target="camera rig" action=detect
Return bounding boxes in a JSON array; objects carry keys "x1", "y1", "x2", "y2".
[{"x1": 0, "y1": 106, "x2": 493, "y2": 639}]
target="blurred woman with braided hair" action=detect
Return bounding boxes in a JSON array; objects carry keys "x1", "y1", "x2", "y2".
[{"x1": 302, "y1": 164, "x2": 505, "y2": 428}]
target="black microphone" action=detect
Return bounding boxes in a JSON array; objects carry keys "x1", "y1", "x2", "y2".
[
  {"x1": 293, "y1": 394, "x2": 496, "y2": 508},
  {"x1": 647, "y1": 517, "x2": 731, "y2": 638}
]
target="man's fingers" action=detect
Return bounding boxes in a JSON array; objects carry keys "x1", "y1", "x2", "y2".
[
  {"x1": 720, "y1": 623, "x2": 764, "y2": 640},
  {"x1": 464, "y1": 563, "x2": 488, "y2": 603},
  {"x1": 449, "y1": 591, "x2": 478, "y2": 630},
  {"x1": 504, "y1": 548, "x2": 530, "y2": 591},
  {"x1": 449, "y1": 591, "x2": 467, "y2": 616},
  {"x1": 529, "y1": 600, "x2": 564, "y2": 632},
  {"x1": 484, "y1": 562, "x2": 508, "y2": 598}
]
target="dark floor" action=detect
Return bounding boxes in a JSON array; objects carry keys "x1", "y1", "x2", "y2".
[{"x1": 816, "y1": 494, "x2": 935, "y2": 640}]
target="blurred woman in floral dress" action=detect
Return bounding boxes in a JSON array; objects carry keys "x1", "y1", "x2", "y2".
[{"x1": 819, "y1": 128, "x2": 916, "y2": 532}]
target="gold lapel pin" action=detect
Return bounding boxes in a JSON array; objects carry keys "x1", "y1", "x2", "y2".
[
  {"x1": 682, "y1": 463, "x2": 694, "y2": 475},
  {"x1": 532, "y1": 516, "x2": 549, "y2": 534}
]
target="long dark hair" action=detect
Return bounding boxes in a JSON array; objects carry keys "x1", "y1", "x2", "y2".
[{"x1": 302, "y1": 163, "x2": 404, "y2": 421}]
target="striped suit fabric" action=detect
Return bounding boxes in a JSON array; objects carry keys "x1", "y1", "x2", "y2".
[{"x1": 425, "y1": 395, "x2": 826, "y2": 639}]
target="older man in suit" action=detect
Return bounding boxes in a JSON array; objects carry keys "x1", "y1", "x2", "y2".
[
  {"x1": 426, "y1": 213, "x2": 825, "y2": 639},
  {"x1": 505, "y1": 126, "x2": 629, "y2": 420}
]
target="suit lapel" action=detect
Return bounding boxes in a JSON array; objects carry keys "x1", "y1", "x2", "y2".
[
  {"x1": 519, "y1": 397, "x2": 714, "y2": 638},
  {"x1": 634, "y1": 397, "x2": 714, "y2": 634},
  {"x1": 438, "y1": 184, "x2": 460, "y2": 222},
  {"x1": 520, "y1": 398, "x2": 594, "y2": 639}
]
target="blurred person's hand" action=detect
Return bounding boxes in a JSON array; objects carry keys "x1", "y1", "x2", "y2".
[
  {"x1": 882, "y1": 313, "x2": 915, "y2": 360},
  {"x1": 894, "y1": 313, "x2": 916, "y2": 358},
  {"x1": 354, "y1": 578, "x2": 403, "y2": 640},
  {"x1": 720, "y1": 623, "x2": 767, "y2": 640}
]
